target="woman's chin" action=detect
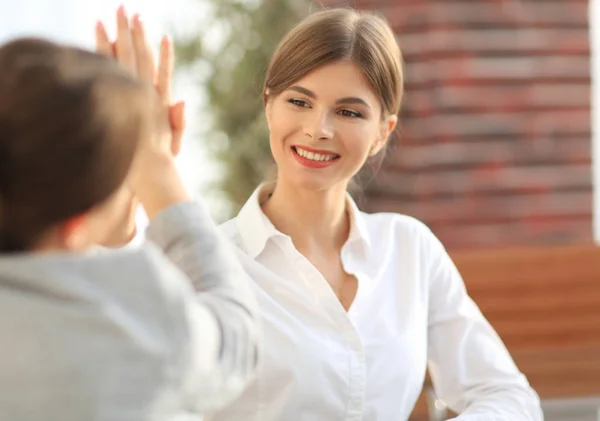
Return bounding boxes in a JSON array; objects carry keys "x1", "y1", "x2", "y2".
[{"x1": 280, "y1": 172, "x2": 346, "y2": 194}]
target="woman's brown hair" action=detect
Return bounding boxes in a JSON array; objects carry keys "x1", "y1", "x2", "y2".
[
  {"x1": 0, "y1": 38, "x2": 154, "y2": 251},
  {"x1": 264, "y1": 8, "x2": 403, "y2": 117}
]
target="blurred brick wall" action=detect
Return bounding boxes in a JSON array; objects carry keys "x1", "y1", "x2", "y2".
[{"x1": 323, "y1": 0, "x2": 593, "y2": 249}]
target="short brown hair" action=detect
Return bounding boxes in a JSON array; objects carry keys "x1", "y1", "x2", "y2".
[
  {"x1": 264, "y1": 8, "x2": 403, "y2": 117},
  {"x1": 0, "y1": 38, "x2": 154, "y2": 251}
]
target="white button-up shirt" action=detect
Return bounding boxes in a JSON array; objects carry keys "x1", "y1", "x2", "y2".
[{"x1": 205, "y1": 185, "x2": 543, "y2": 421}]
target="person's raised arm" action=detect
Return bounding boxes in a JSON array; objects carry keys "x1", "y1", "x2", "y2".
[{"x1": 96, "y1": 6, "x2": 260, "y2": 409}]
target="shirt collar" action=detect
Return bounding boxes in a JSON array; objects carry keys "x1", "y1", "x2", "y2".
[
  {"x1": 235, "y1": 183, "x2": 283, "y2": 259},
  {"x1": 235, "y1": 183, "x2": 372, "y2": 260},
  {"x1": 345, "y1": 192, "x2": 372, "y2": 257}
]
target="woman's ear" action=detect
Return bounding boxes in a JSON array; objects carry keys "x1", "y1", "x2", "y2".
[
  {"x1": 369, "y1": 114, "x2": 398, "y2": 156},
  {"x1": 381, "y1": 114, "x2": 397, "y2": 142}
]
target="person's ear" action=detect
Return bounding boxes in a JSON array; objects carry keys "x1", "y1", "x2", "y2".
[
  {"x1": 380, "y1": 114, "x2": 397, "y2": 143},
  {"x1": 59, "y1": 213, "x2": 88, "y2": 250},
  {"x1": 369, "y1": 114, "x2": 398, "y2": 157}
]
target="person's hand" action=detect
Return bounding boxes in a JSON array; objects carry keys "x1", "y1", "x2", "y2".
[
  {"x1": 95, "y1": 6, "x2": 190, "y2": 220},
  {"x1": 95, "y1": 5, "x2": 186, "y2": 156}
]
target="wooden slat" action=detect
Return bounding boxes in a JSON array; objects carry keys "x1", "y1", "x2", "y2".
[{"x1": 452, "y1": 243, "x2": 600, "y2": 280}]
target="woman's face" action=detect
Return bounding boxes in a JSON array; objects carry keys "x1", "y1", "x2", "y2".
[{"x1": 265, "y1": 60, "x2": 397, "y2": 193}]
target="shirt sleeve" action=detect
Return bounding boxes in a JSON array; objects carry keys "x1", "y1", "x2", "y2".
[
  {"x1": 144, "y1": 201, "x2": 260, "y2": 412},
  {"x1": 423, "y1": 227, "x2": 543, "y2": 421}
]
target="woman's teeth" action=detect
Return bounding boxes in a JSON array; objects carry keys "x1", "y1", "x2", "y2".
[{"x1": 295, "y1": 147, "x2": 337, "y2": 162}]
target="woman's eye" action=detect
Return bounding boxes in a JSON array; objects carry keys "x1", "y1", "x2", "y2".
[
  {"x1": 339, "y1": 109, "x2": 361, "y2": 118},
  {"x1": 288, "y1": 99, "x2": 309, "y2": 108}
]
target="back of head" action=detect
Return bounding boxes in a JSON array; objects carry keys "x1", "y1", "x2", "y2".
[
  {"x1": 264, "y1": 7, "x2": 403, "y2": 117},
  {"x1": 0, "y1": 38, "x2": 154, "y2": 252}
]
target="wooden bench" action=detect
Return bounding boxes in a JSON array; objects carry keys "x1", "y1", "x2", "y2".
[{"x1": 410, "y1": 243, "x2": 600, "y2": 420}]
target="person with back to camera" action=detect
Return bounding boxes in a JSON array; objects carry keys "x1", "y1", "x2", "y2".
[
  {"x1": 0, "y1": 28, "x2": 259, "y2": 421},
  {"x1": 198, "y1": 7, "x2": 543, "y2": 421}
]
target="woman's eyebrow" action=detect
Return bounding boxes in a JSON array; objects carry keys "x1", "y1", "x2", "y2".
[{"x1": 287, "y1": 85, "x2": 371, "y2": 108}]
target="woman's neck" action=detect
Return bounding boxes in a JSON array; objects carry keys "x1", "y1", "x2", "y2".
[{"x1": 261, "y1": 179, "x2": 350, "y2": 254}]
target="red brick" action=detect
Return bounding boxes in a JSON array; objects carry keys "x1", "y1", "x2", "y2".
[
  {"x1": 403, "y1": 83, "x2": 590, "y2": 116},
  {"x1": 399, "y1": 109, "x2": 589, "y2": 142},
  {"x1": 371, "y1": 163, "x2": 592, "y2": 198},
  {"x1": 385, "y1": 1, "x2": 589, "y2": 30},
  {"x1": 398, "y1": 28, "x2": 589, "y2": 60},
  {"x1": 389, "y1": 136, "x2": 591, "y2": 171},
  {"x1": 366, "y1": 189, "x2": 592, "y2": 222},
  {"x1": 405, "y1": 56, "x2": 590, "y2": 88},
  {"x1": 426, "y1": 217, "x2": 593, "y2": 250}
]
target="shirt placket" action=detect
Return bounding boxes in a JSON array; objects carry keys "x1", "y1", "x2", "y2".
[{"x1": 285, "y1": 244, "x2": 367, "y2": 421}]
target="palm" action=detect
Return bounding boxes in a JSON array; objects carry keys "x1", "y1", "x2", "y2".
[{"x1": 95, "y1": 6, "x2": 186, "y2": 157}]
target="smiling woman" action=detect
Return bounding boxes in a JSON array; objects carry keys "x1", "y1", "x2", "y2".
[
  {"x1": 262, "y1": 8, "x2": 401, "y2": 196},
  {"x1": 203, "y1": 7, "x2": 543, "y2": 421}
]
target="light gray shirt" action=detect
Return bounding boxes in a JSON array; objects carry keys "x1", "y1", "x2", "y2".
[{"x1": 0, "y1": 201, "x2": 259, "y2": 421}]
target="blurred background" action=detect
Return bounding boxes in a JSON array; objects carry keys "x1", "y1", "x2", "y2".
[{"x1": 1, "y1": 0, "x2": 599, "y2": 420}]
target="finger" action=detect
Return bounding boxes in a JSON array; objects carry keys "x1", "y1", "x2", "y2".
[
  {"x1": 156, "y1": 35, "x2": 173, "y2": 105},
  {"x1": 169, "y1": 101, "x2": 186, "y2": 156},
  {"x1": 131, "y1": 14, "x2": 155, "y2": 83},
  {"x1": 115, "y1": 5, "x2": 137, "y2": 73},
  {"x1": 95, "y1": 21, "x2": 113, "y2": 56}
]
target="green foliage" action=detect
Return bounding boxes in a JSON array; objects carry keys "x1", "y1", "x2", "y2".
[{"x1": 175, "y1": 0, "x2": 312, "y2": 215}]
